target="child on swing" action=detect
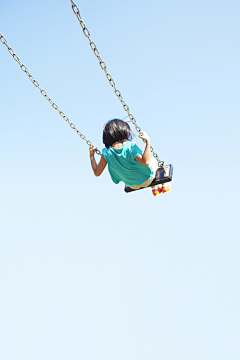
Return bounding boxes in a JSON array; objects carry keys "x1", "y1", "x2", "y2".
[{"x1": 89, "y1": 119, "x2": 171, "y2": 195}]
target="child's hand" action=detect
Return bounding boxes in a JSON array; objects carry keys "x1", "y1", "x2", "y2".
[
  {"x1": 139, "y1": 131, "x2": 150, "y2": 142},
  {"x1": 89, "y1": 145, "x2": 97, "y2": 157}
]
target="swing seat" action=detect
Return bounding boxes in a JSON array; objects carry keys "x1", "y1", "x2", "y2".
[{"x1": 124, "y1": 164, "x2": 173, "y2": 193}]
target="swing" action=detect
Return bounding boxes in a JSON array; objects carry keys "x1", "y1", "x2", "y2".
[
  {"x1": 0, "y1": 0, "x2": 173, "y2": 192},
  {"x1": 124, "y1": 164, "x2": 173, "y2": 193}
]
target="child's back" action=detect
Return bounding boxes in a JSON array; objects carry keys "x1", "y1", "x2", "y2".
[{"x1": 102, "y1": 141, "x2": 155, "y2": 185}]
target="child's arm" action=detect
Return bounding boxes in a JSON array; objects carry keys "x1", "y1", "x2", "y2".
[
  {"x1": 89, "y1": 146, "x2": 107, "y2": 176},
  {"x1": 135, "y1": 131, "x2": 151, "y2": 166}
]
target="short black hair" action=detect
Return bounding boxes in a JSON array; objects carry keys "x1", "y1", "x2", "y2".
[{"x1": 103, "y1": 119, "x2": 133, "y2": 148}]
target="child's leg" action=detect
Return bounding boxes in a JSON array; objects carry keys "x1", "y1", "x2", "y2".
[
  {"x1": 149, "y1": 158, "x2": 159, "y2": 189},
  {"x1": 149, "y1": 158, "x2": 159, "y2": 175}
]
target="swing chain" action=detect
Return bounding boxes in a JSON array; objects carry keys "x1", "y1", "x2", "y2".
[
  {"x1": 69, "y1": 0, "x2": 164, "y2": 168},
  {"x1": 0, "y1": 33, "x2": 101, "y2": 156}
]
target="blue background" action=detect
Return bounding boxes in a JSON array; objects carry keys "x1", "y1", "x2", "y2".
[{"x1": 1, "y1": 1, "x2": 240, "y2": 359}]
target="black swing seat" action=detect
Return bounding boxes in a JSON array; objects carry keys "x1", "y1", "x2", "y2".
[{"x1": 124, "y1": 164, "x2": 173, "y2": 193}]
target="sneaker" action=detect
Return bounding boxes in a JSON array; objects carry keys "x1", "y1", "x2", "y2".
[
  {"x1": 152, "y1": 185, "x2": 163, "y2": 196},
  {"x1": 162, "y1": 183, "x2": 172, "y2": 193}
]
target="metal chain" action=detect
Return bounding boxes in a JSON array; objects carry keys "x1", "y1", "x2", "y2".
[
  {"x1": 69, "y1": 0, "x2": 164, "y2": 167},
  {"x1": 0, "y1": 33, "x2": 101, "y2": 155}
]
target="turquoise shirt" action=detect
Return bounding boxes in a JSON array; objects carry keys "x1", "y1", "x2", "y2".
[{"x1": 102, "y1": 141, "x2": 154, "y2": 185}]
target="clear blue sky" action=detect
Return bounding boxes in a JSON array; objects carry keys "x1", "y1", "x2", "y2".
[{"x1": 1, "y1": 1, "x2": 239, "y2": 359}]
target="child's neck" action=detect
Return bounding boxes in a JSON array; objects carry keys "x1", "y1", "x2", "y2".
[{"x1": 112, "y1": 141, "x2": 124, "y2": 149}]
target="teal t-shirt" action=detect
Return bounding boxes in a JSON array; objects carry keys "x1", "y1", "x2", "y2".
[{"x1": 102, "y1": 141, "x2": 154, "y2": 185}]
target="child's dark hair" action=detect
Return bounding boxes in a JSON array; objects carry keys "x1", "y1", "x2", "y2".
[{"x1": 103, "y1": 119, "x2": 133, "y2": 148}]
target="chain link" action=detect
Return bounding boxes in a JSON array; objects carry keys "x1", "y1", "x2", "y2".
[
  {"x1": 69, "y1": 0, "x2": 164, "y2": 167},
  {"x1": 0, "y1": 33, "x2": 101, "y2": 156}
]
